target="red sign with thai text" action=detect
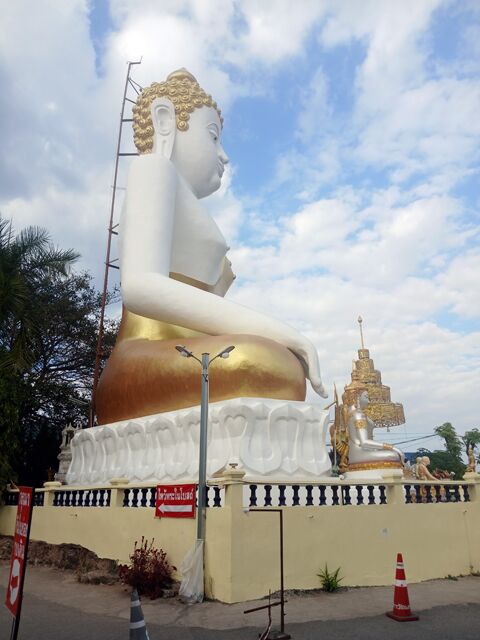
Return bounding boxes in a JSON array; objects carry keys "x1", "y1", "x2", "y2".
[
  {"x1": 155, "y1": 484, "x2": 196, "y2": 518},
  {"x1": 5, "y1": 487, "x2": 34, "y2": 617}
]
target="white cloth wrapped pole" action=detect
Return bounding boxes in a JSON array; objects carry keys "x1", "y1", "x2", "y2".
[{"x1": 179, "y1": 540, "x2": 204, "y2": 604}]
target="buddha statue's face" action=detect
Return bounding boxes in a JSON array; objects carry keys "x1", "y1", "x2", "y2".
[
  {"x1": 171, "y1": 106, "x2": 229, "y2": 199},
  {"x1": 358, "y1": 390, "x2": 369, "y2": 409}
]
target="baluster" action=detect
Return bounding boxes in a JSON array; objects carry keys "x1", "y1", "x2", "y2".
[
  {"x1": 331, "y1": 485, "x2": 340, "y2": 506},
  {"x1": 105, "y1": 489, "x2": 111, "y2": 507},
  {"x1": 71, "y1": 490, "x2": 77, "y2": 506},
  {"x1": 147, "y1": 488, "x2": 154, "y2": 508},
  {"x1": 434, "y1": 485, "x2": 442, "y2": 503},
  {"x1": 91, "y1": 489, "x2": 98, "y2": 507},
  {"x1": 343, "y1": 485, "x2": 352, "y2": 506},
  {"x1": 264, "y1": 485, "x2": 272, "y2": 507},
  {"x1": 213, "y1": 486, "x2": 222, "y2": 507},
  {"x1": 463, "y1": 486, "x2": 470, "y2": 503},
  {"x1": 59, "y1": 490, "x2": 65, "y2": 506},
  {"x1": 367, "y1": 485, "x2": 375, "y2": 505},
  {"x1": 140, "y1": 488, "x2": 148, "y2": 507},
  {"x1": 80, "y1": 490, "x2": 87, "y2": 507},
  {"x1": 444, "y1": 484, "x2": 451, "y2": 503},
  {"x1": 305, "y1": 485, "x2": 313, "y2": 506},
  {"x1": 278, "y1": 485, "x2": 286, "y2": 507},
  {"x1": 379, "y1": 485, "x2": 387, "y2": 505},
  {"x1": 404, "y1": 484, "x2": 412, "y2": 504},
  {"x1": 453, "y1": 485, "x2": 461, "y2": 503},
  {"x1": 292, "y1": 485, "x2": 300, "y2": 506},
  {"x1": 131, "y1": 488, "x2": 139, "y2": 507},
  {"x1": 414, "y1": 485, "x2": 422, "y2": 503},
  {"x1": 355, "y1": 486, "x2": 364, "y2": 505},
  {"x1": 123, "y1": 489, "x2": 130, "y2": 507},
  {"x1": 426, "y1": 486, "x2": 433, "y2": 503},
  {"x1": 249, "y1": 485, "x2": 257, "y2": 507},
  {"x1": 319, "y1": 485, "x2": 327, "y2": 506}
]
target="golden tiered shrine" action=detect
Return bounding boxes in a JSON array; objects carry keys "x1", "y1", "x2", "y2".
[{"x1": 350, "y1": 316, "x2": 405, "y2": 429}]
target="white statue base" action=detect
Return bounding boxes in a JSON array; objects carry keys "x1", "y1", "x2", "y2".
[{"x1": 66, "y1": 398, "x2": 331, "y2": 486}]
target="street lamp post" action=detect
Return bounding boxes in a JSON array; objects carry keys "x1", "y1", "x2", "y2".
[{"x1": 175, "y1": 345, "x2": 235, "y2": 542}]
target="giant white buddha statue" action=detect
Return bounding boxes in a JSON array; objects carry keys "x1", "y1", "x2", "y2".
[{"x1": 96, "y1": 69, "x2": 327, "y2": 424}]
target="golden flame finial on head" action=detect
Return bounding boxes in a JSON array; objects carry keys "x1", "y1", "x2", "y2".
[{"x1": 132, "y1": 67, "x2": 223, "y2": 153}]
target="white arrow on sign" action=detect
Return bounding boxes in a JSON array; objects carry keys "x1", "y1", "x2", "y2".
[{"x1": 158, "y1": 504, "x2": 193, "y2": 513}]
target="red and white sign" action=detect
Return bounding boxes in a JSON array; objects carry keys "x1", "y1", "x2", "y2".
[
  {"x1": 155, "y1": 484, "x2": 196, "y2": 519},
  {"x1": 5, "y1": 487, "x2": 34, "y2": 617}
]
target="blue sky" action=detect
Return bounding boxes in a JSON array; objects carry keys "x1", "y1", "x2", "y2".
[{"x1": 0, "y1": 0, "x2": 479, "y2": 450}]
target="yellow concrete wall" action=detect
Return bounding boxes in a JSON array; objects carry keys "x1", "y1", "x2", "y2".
[{"x1": 1, "y1": 481, "x2": 479, "y2": 603}]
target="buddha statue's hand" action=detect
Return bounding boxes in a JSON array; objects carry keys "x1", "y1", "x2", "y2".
[{"x1": 292, "y1": 338, "x2": 328, "y2": 398}]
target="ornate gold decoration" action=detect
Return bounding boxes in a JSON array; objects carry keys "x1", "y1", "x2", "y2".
[
  {"x1": 348, "y1": 460, "x2": 403, "y2": 472},
  {"x1": 330, "y1": 385, "x2": 349, "y2": 472},
  {"x1": 382, "y1": 443, "x2": 394, "y2": 450},
  {"x1": 354, "y1": 418, "x2": 367, "y2": 430},
  {"x1": 341, "y1": 317, "x2": 405, "y2": 429},
  {"x1": 132, "y1": 68, "x2": 223, "y2": 153}
]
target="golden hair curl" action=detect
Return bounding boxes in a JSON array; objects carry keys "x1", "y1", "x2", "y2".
[{"x1": 132, "y1": 68, "x2": 223, "y2": 154}]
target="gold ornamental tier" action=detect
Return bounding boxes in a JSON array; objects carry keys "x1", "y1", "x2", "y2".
[{"x1": 349, "y1": 318, "x2": 405, "y2": 429}]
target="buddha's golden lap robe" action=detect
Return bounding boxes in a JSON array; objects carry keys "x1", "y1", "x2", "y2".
[{"x1": 96, "y1": 309, "x2": 306, "y2": 425}]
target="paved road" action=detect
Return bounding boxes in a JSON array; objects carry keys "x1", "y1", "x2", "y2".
[
  {"x1": 2, "y1": 565, "x2": 480, "y2": 639},
  {"x1": 1, "y1": 593, "x2": 480, "y2": 640}
]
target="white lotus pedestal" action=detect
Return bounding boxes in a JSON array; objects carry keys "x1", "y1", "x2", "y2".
[{"x1": 66, "y1": 398, "x2": 331, "y2": 486}]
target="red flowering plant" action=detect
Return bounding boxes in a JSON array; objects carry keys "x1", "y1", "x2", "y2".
[{"x1": 118, "y1": 537, "x2": 177, "y2": 599}]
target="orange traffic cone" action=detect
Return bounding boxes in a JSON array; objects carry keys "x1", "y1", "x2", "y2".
[{"x1": 386, "y1": 553, "x2": 419, "y2": 622}]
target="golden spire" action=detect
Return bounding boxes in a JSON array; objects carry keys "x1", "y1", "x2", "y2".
[
  {"x1": 358, "y1": 315, "x2": 365, "y2": 348},
  {"x1": 342, "y1": 318, "x2": 405, "y2": 429}
]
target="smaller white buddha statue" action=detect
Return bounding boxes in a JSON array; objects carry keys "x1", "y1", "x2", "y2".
[{"x1": 340, "y1": 384, "x2": 404, "y2": 479}]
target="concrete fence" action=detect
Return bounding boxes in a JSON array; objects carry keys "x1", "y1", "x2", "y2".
[{"x1": 1, "y1": 473, "x2": 479, "y2": 602}]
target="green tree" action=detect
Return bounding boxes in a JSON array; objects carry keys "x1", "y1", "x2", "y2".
[
  {"x1": 11, "y1": 272, "x2": 118, "y2": 487},
  {"x1": 416, "y1": 422, "x2": 466, "y2": 478},
  {"x1": 0, "y1": 219, "x2": 78, "y2": 489},
  {"x1": 462, "y1": 428, "x2": 480, "y2": 458},
  {"x1": 0, "y1": 217, "x2": 78, "y2": 371},
  {"x1": 0, "y1": 218, "x2": 119, "y2": 489}
]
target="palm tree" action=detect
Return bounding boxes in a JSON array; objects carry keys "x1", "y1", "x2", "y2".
[{"x1": 0, "y1": 217, "x2": 78, "y2": 371}]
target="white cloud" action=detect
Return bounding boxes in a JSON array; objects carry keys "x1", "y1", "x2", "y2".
[{"x1": 0, "y1": 0, "x2": 478, "y2": 443}]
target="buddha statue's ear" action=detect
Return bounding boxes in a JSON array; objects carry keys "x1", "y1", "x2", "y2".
[{"x1": 150, "y1": 97, "x2": 176, "y2": 158}]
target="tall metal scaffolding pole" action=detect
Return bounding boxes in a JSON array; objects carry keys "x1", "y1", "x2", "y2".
[{"x1": 90, "y1": 59, "x2": 142, "y2": 427}]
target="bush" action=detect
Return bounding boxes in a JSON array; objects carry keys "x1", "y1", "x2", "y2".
[
  {"x1": 118, "y1": 537, "x2": 177, "y2": 599},
  {"x1": 318, "y1": 564, "x2": 343, "y2": 592}
]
